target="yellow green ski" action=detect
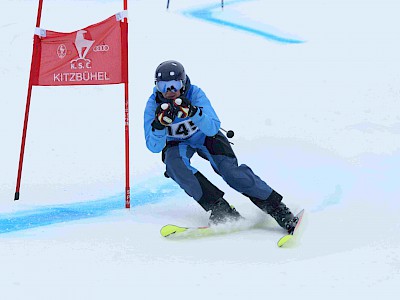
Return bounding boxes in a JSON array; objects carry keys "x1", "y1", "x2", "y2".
[
  {"x1": 160, "y1": 224, "x2": 216, "y2": 238},
  {"x1": 277, "y1": 209, "x2": 305, "y2": 247},
  {"x1": 160, "y1": 222, "x2": 262, "y2": 239}
]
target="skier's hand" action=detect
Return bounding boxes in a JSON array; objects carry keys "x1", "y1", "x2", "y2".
[
  {"x1": 173, "y1": 97, "x2": 198, "y2": 118},
  {"x1": 151, "y1": 102, "x2": 176, "y2": 130}
]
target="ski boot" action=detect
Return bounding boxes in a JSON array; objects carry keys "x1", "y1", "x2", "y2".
[
  {"x1": 209, "y1": 198, "x2": 242, "y2": 225},
  {"x1": 284, "y1": 214, "x2": 300, "y2": 234},
  {"x1": 248, "y1": 190, "x2": 295, "y2": 231},
  {"x1": 268, "y1": 202, "x2": 295, "y2": 232}
]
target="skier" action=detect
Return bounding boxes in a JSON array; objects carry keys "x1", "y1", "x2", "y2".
[{"x1": 144, "y1": 60, "x2": 297, "y2": 231}]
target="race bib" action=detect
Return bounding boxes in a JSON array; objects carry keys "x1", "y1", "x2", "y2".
[{"x1": 166, "y1": 120, "x2": 199, "y2": 139}]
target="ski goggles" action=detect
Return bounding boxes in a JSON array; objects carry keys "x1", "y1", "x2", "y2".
[{"x1": 156, "y1": 80, "x2": 183, "y2": 93}]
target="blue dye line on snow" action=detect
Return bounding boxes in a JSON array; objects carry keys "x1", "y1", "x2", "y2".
[
  {"x1": 182, "y1": 0, "x2": 304, "y2": 44},
  {"x1": 0, "y1": 180, "x2": 180, "y2": 235}
]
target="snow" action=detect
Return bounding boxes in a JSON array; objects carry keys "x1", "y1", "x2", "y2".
[{"x1": 1, "y1": 0, "x2": 400, "y2": 299}]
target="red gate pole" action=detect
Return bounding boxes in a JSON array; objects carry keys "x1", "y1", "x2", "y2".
[
  {"x1": 123, "y1": 0, "x2": 130, "y2": 208},
  {"x1": 15, "y1": 0, "x2": 44, "y2": 201}
]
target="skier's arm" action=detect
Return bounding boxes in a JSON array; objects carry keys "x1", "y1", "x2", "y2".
[
  {"x1": 189, "y1": 87, "x2": 221, "y2": 136},
  {"x1": 144, "y1": 95, "x2": 167, "y2": 153}
]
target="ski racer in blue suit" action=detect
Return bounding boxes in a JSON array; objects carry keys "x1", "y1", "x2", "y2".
[{"x1": 144, "y1": 60, "x2": 297, "y2": 230}]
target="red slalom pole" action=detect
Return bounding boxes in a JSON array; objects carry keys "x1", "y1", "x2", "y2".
[
  {"x1": 123, "y1": 0, "x2": 130, "y2": 208},
  {"x1": 14, "y1": 0, "x2": 44, "y2": 201}
]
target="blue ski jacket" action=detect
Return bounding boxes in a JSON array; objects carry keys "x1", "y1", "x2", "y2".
[{"x1": 144, "y1": 83, "x2": 221, "y2": 153}]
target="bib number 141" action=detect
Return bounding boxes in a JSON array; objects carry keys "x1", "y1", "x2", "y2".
[{"x1": 167, "y1": 120, "x2": 198, "y2": 138}]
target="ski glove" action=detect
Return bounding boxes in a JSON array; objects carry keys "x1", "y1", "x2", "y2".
[
  {"x1": 173, "y1": 97, "x2": 198, "y2": 118},
  {"x1": 152, "y1": 102, "x2": 176, "y2": 130}
]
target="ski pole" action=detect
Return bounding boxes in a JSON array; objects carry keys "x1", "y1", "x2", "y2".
[{"x1": 220, "y1": 127, "x2": 234, "y2": 138}]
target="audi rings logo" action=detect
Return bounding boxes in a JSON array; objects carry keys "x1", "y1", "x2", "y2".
[{"x1": 93, "y1": 44, "x2": 110, "y2": 52}]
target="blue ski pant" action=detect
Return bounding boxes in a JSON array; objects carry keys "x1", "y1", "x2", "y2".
[{"x1": 162, "y1": 132, "x2": 274, "y2": 211}]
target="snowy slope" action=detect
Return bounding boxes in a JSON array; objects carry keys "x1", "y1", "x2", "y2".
[{"x1": 1, "y1": 0, "x2": 400, "y2": 299}]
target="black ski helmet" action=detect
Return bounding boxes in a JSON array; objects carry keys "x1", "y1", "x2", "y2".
[{"x1": 154, "y1": 60, "x2": 186, "y2": 84}]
